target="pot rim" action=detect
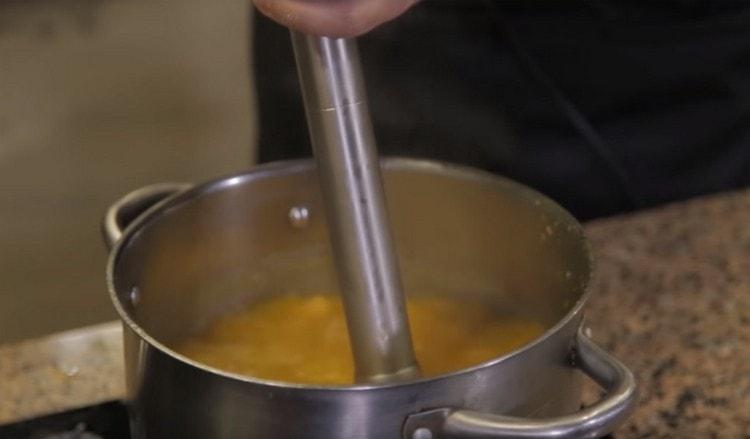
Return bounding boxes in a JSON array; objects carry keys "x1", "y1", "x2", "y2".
[{"x1": 106, "y1": 157, "x2": 592, "y2": 391}]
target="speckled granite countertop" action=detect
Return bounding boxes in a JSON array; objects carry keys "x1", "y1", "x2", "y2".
[
  {"x1": 1, "y1": 189, "x2": 749, "y2": 436},
  {"x1": 583, "y1": 189, "x2": 750, "y2": 438},
  {"x1": 0, "y1": 322, "x2": 124, "y2": 425}
]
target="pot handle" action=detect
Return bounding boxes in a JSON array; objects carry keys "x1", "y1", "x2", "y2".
[
  {"x1": 403, "y1": 328, "x2": 637, "y2": 439},
  {"x1": 102, "y1": 183, "x2": 192, "y2": 250}
]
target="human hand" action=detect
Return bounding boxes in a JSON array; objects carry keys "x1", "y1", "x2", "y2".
[{"x1": 253, "y1": 0, "x2": 420, "y2": 38}]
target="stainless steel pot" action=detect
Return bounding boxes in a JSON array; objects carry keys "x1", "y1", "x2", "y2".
[{"x1": 103, "y1": 158, "x2": 636, "y2": 439}]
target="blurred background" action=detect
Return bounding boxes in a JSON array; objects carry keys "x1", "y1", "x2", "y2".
[{"x1": 0, "y1": 0, "x2": 255, "y2": 343}]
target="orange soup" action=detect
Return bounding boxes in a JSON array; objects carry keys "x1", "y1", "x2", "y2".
[{"x1": 175, "y1": 294, "x2": 544, "y2": 385}]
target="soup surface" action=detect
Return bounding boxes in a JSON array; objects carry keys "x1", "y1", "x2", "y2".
[{"x1": 175, "y1": 294, "x2": 545, "y2": 385}]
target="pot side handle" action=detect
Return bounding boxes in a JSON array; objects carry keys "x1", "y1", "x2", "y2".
[
  {"x1": 403, "y1": 328, "x2": 637, "y2": 439},
  {"x1": 102, "y1": 183, "x2": 192, "y2": 250}
]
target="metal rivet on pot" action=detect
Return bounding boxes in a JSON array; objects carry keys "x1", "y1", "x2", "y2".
[
  {"x1": 129, "y1": 286, "x2": 141, "y2": 307},
  {"x1": 288, "y1": 205, "x2": 310, "y2": 229},
  {"x1": 412, "y1": 428, "x2": 433, "y2": 439}
]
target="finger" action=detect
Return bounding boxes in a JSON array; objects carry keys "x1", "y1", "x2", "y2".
[{"x1": 253, "y1": 0, "x2": 420, "y2": 38}]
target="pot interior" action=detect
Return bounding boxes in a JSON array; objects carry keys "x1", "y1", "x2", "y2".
[{"x1": 111, "y1": 159, "x2": 591, "y2": 366}]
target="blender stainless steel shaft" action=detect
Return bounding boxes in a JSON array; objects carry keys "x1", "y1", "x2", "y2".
[{"x1": 290, "y1": 32, "x2": 419, "y2": 383}]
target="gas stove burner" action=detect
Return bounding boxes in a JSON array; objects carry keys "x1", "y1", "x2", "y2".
[
  {"x1": 32, "y1": 422, "x2": 103, "y2": 439},
  {"x1": 0, "y1": 401, "x2": 130, "y2": 439}
]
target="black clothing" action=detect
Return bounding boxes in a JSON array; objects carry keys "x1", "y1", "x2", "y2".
[{"x1": 253, "y1": 1, "x2": 750, "y2": 220}]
